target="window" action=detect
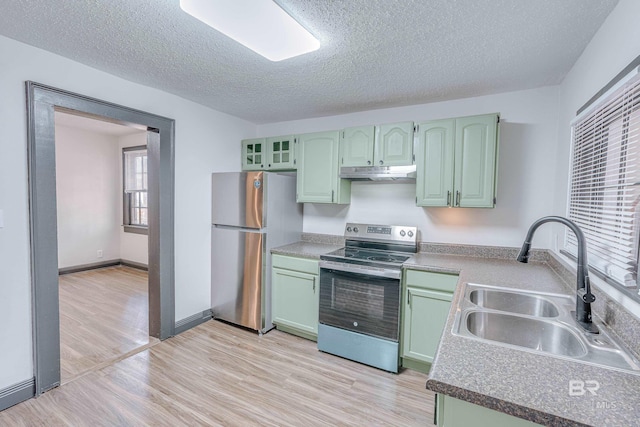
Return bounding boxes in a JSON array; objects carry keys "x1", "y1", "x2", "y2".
[
  {"x1": 123, "y1": 146, "x2": 148, "y2": 233},
  {"x1": 567, "y1": 66, "x2": 640, "y2": 300}
]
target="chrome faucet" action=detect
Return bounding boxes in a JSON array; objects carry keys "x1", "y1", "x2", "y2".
[{"x1": 517, "y1": 216, "x2": 599, "y2": 334}]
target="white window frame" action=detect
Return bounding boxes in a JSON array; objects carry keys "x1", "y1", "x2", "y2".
[{"x1": 123, "y1": 145, "x2": 148, "y2": 234}]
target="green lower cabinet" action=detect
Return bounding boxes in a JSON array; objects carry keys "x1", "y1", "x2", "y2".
[
  {"x1": 401, "y1": 269, "x2": 458, "y2": 373},
  {"x1": 403, "y1": 287, "x2": 452, "y2": 364},
  {"x1": 271, "y1": 255, "x2": 319, "y2": 341},
  {"x1": 435, "y1": 394, "x2": 542, "y2": 427}
]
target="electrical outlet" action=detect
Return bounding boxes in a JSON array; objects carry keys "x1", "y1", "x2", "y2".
[{"x1": 97, "y1": 250, "x2": 103, "y2": 258}]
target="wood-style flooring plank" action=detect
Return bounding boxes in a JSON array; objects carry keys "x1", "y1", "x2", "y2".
[
  {"x1": 1, "y1": 321, "x2": 435, "y2": 426},
  {"x1": 58, "y1": 266, "x2": 152, "y2": 384}
]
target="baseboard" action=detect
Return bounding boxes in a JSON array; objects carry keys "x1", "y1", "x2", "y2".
[
  {"x1": 58, "y1": 259, "x2": 148, "y2": 275},
  {"x1": 175, "y1": 309, "x2": 213, "y2": 335},
  {"x1": 0, "y1": 378, "x2": 35, "y2": 411},
  {"x1": 120, "y1": 259, "x2": 148, "y2": 271}
]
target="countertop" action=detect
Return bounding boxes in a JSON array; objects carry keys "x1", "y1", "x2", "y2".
[
  {"x1": 271, "y1": 241, "x2": 342, "y2": 260},
  {"x1": 406, "y1": 253, "x2": 640, "y2": 427},
  {"x1": 271, "y1": 242, "x2": 640, "y2": 426}
]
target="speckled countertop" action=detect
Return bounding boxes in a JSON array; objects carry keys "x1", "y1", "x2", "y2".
[
  {"x1": 271, "y1": 241, "x2": 342, "y2": 260},
  {"x1": 271, "y1": 240, "x2": 640, "y2": 426},
  {"x1": 405, "y1": 253, "x2": 640, "y2": 427}
]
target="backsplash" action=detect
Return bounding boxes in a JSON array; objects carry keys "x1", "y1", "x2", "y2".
[{"x1": 419, "y1": 242, "x2": 549, "y2": 263}]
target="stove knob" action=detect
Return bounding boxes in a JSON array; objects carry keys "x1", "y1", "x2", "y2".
[
  {"x1": 408, "y1": 231, "x2": 414, "y2": 237},
  {"x1": 346, "y1": 226, "x2": 352, "y2": 232},
  {"x1": 353, "y1": 227, "x2": 359, "y2": 233},
  {"x1": 400, "y1": 230, "x2": 406, "y2": 237}
]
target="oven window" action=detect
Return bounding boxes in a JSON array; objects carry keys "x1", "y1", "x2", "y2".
[
  {"x1": 333, "y1": 279, "x2": 385, "y2": 318},
  {"x1": 319, "y1": 269, "x2": 400, "y2": 341}
]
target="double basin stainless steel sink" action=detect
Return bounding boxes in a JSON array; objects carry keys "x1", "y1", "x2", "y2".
[{"x1": 452, "y1": 283, "x2": 640, "y2": 373}]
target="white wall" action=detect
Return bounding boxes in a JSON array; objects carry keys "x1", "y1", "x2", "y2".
[
  {"x1": 55, "y1": 124, "x2": 121, "y2": 268},
  {"x1": 119, "y1": 132, "x2": 149, "y2": 265},
  {"x1": 0, "y1": 34, "x2": 255, "y2": 390},
  {"x1": 258, "y1": 86, "x2": 561, "y2": 248},
  {"x1": 551, "y1": 0, "x2": 640, "y2": 250}
]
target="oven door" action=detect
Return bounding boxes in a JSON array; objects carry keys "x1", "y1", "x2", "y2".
[{"x1": 319, "y1": 264, "x2": 401, "y2": 342}]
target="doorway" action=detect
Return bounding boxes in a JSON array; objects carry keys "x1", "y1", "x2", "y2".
[
  {"x1": 26, "y1": 82, "x2": 175, "y2": 395},
  {"x1": 54, "y1": 111, "x2": 153, "y2": 383}
]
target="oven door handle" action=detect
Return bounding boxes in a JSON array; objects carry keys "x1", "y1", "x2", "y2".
[{"x1": 319, "y1": 260, "x2": 402, "y2": 280}]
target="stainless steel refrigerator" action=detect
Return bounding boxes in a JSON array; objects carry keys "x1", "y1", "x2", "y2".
[{"x1": 211, "y1": 171, "x2": 303, "y2": 333}]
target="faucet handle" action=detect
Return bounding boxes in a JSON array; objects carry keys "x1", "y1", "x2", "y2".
[{"x1": 578, "y1": 286, "x2": 596, "y2": 304}]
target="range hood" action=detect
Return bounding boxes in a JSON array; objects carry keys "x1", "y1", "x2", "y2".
[{"x1": 339, "y1": 165, "x2": 417, "y2": 181}]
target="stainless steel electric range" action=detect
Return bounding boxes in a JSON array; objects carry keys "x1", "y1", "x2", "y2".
[{"x1": 318, "y1": 223, "x2": 418, "y2": 373}]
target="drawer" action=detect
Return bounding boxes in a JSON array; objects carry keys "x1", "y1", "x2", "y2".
[
  {"x1": 404, "y1": 269, "x2": 458, "y2": 293},
  {"x1": 272, "y1": 254, "x2": 319, "y2": 275}
]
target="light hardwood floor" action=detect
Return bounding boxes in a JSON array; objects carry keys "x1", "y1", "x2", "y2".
[
  {"x1": 1, "y1": 320, "x2": 436, "y2": 426},
  {"x1": 58, "y1": 266, "x2": 155, "y2": 384}
]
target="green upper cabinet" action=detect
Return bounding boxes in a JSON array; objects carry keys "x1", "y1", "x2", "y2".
[
  {"x1": 241, "y1": 138, "x2": 266, "y2": 170},
  {"x1": 296, "y1": 131, "x2": 351, "y2": 204},
  {"x1": 454, "y1": 115, "x2": 498, "y2": 207},
  {"x1": 416, "y1": 120, "x2": 455, "y2": 207},
  {"x1": 266, "y1": 135, "x2": 296, "y2": 170},
  {"x1": 375, "y1": 122, "x2": 415, "y2": 166},
  {"x1": 340, "y1": 126, "x2": 375, "y2": 167},
  {"x1": 242, "y1": 136, "x2": 296, "y2": 171},
  {"x1": 416, "y1": 113, "x2": 499, "y2": 208}
]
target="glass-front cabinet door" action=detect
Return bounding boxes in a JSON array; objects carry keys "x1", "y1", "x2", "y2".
[
  {"x1": 266, "y1": 135, "x2": 296, "y2": 170},
  {"x1": 241, "y1": 138, "x2": 266, "y2": 170}
]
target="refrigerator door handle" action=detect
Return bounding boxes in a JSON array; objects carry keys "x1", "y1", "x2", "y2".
[{"x1": 212, "y1": 224, "x2": 264, "y2": 232}]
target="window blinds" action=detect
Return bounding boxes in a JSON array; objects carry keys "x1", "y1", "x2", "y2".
[{"x1": 567, "y1": 69, "x2": 640, "y2": 294}]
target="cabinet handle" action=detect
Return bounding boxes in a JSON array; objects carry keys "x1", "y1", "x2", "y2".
[
  {"x1": 379, "y1": 160, "x2": 384, "y2": 165},
  {"x1": 367, "y1": 160, "x2": 371, "y2": 165},
  {"x1": 446, "y1": 191, "x2": 451, "y2": 207},
  {"x1": 312, "y1": 277, "x2": 316, "y2": 292},
  {"x1": 456, "y1": 190, "x2": 461, "y2": 207},
  {"x1": 331, "y1": 190, "x2": 334, "y2": 202},
  {"x1": 407, "y1": 289, "x2": 410, "y2": 305}
]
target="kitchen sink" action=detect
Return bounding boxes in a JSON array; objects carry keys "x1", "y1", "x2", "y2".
[
  {"x1": 465, "y1": 311, "x2": 586, "y2": 357},
  {"x1": 453, "y1": 283, "x2": 640, "y2": 373},
  {"x1": 469, "y1": 289, "x2": 560, "y2": 317}
]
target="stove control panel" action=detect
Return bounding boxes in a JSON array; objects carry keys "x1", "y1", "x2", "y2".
[{"x1": 344, "y1": 223, "x2": 418, "y2": 245}]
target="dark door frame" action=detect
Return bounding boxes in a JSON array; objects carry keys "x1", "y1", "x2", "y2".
[{"x1": 25, "y1": 82, "x2": 175, "y2": 395}]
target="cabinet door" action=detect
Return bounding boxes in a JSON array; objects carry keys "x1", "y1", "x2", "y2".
[
  {"x1": 416, "y1": 120, "x2": 455, "y2": 207},
  {"x1": 402, "y1": 287, "x2": 452, "y2": 364},
  {"x1": 272, "y1": 267, "x2": 319, "y2": 335},
  {"x1": 266, "y1": 135, "x2": 296, "y2": 170},
  {"x1": 437, "y1": 395, "x2": 540, "y2": 427},
  {"x1": 375, "y1": 122, "x2": 414, "y2": 166},
  {"x1": 297, "y1": 131, "x2": 350, "y2": 203},
  {"x1": 241, "y1": 138, "x2": 266, "y2": 170},
  {"x1": 340, "y1": 126, "x2": 375, "y2": 167},
  {"x1": 454, "y1": 114, "x2": 498, "y2": 208}
]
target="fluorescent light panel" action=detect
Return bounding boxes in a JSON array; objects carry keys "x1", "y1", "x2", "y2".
[{"x1": 180, "y1": 0, "x2": 320, "y2": 61}]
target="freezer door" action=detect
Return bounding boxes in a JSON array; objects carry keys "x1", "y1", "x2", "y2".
[
  {"x1": 212, "y1": 171, "x2": 264, "y2": 229},
  {"x1": 211, "y1": 226, "x2": 264, "y2": 331}
]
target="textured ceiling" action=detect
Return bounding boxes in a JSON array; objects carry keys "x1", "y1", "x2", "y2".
[{"x1": 0, "y1": 0, "x2": 619, "y2": 124}]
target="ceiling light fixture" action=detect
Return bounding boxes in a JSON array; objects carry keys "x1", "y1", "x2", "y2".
[{"x1": 179, "y1": 0, "x2": 320, "y2": 62}]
